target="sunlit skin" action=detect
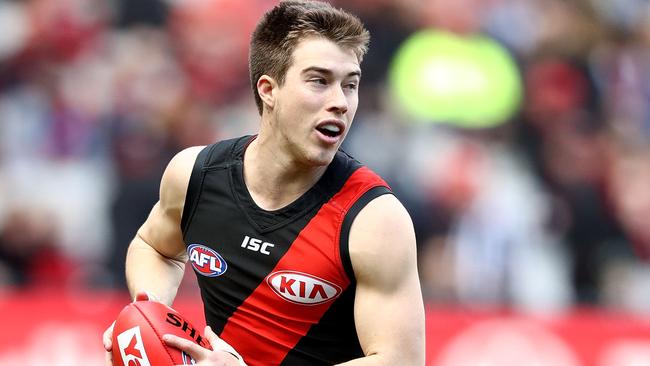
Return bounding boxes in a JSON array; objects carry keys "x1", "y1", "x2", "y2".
[{"x1": 244, "y1": 36, "x2": 362, "y2": 210}]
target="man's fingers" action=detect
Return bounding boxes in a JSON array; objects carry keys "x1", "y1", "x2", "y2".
[
  {"x1": 203, "y1": 325, "x2": 218, "y2": 347},
  {"x1": 103, "y1": 321, "x2": 115, "y2": 351},
  {"x1": 105, "y1": 348, "x2": 113, "y2": 366},
  {"x1": 163, "y1": 334, "x2": 207, "y2": 360},
  {"x1": 166, "y1": 329, "x2": 245, "y2": 366},
  {"x1": 202, "y1": 326, "x2": 245, "y2": 365},
  {"x1": 104, "y1": 322, "x2": 114, "y2": 366},
  {"x1": 133, "y1": 291, "x2": 159, "y2": 302}
]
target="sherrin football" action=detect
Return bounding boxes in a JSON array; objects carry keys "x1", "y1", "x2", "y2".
[{"x1": 112, "y1": 300, "x2": 210, "y2": 366}]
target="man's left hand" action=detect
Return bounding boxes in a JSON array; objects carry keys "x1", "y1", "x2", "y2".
[{"x1": 164, "y1": 325, "x2": 246, "y2": 366}]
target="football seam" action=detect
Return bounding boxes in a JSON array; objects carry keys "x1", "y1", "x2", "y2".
[{"x1": 133, "y1": 302, "x2": 177, "y2": 364}]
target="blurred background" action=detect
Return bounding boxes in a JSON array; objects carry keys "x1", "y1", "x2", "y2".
[{"x1": 1, "y1": 0, "x2": 650, "y2": 364}]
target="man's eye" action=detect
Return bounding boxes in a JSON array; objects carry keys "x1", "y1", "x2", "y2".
[
  {"x1": 310, "y1": 78, "x2": 327, "y2": 85},
  {"x1": 345, "y1": 83, "x2": 358, "y2": 90}
]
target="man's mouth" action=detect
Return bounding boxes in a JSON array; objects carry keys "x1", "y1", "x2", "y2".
[
  {"x1": 317, "y1": 124, "x2": 342, "y2": 137},
  {"x1": 316, "y1": 120, "x2": 345, "y2": 138}
]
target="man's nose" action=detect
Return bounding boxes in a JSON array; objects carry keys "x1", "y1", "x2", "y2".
[{"x1": 327, "y1": 86, "x2": 348, "y2": 114}]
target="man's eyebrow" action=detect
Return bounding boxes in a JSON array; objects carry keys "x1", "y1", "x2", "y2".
[{"x1": 301, "y1": 66, "x2": 361, "y2": 78}]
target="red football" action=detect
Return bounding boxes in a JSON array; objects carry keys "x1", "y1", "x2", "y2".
[{"x1": 112, "y1": 300, "x2": 210, "y2": 366}]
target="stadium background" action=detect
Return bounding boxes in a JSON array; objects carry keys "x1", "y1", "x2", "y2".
[{"x1": 1, "y1": 0, "x2": 650, "y2": 364}]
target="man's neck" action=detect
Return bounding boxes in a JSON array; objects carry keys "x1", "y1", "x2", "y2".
[{"x1": 242, "y1": 135, "x2": 327, "y2": 211}]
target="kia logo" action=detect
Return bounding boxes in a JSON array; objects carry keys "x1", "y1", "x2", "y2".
[{"x1": 267, "y1": 271, "x2": 342, "y2": 305}]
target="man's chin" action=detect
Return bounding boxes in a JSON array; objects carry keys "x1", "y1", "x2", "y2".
[{"x1": 305, "y1": 149, "x2": 337, "y2": 168}]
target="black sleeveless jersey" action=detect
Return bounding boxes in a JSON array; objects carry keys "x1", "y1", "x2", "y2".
[{"x1": 180, "y1": 136, "x2": 391, "y2": 365}]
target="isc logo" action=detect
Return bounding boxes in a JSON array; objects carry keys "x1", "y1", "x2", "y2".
[
  {"x1": 116, "y1": 326, "x2": 151, "y2": 366},
  {"x1": 267, "y1": 271, "x2": 342, "y2": 305},
  {"x1": 188, "y1": 244, "x2": 227, "y2": 277},
  {"x1": 241, "y1": 235, "x2": 274, "y2": 255}
]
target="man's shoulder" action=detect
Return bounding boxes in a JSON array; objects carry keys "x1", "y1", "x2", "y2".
[
  {"x1": 161, "y1": 146, "x2": 206, "y2": 196},
  {"x1": 333, "y1": 150, "x2": 389, "y2": 189},
  {"x1": 175, "y1": 145, "x2": 206, "y2": 161}
]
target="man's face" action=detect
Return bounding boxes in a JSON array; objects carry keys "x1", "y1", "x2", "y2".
[{"x1": 270, "y1": 36, "x2": 361, "y2": 167}]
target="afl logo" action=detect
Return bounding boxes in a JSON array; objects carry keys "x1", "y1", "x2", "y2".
[
  {"x1": 267, "y1": 271, "x2": 342, "y2": 305},
  {"x1": 188, "y1": 244, "x2": 227, "y2": 277}
]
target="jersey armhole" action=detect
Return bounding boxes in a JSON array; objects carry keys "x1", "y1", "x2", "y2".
[
  {"x1": 180, "y1": 145, "x2": 212, "y2": 236},
  {"x1": 339, "y1": 186, "x2": 393, "y2": 281}
]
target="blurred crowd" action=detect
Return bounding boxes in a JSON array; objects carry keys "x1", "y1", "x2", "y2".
[{"x1": 1, "y1": 0, "x2": 650, "y2": 314}]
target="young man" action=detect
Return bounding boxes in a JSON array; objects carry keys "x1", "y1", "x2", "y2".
[{"x1": 103, "y1": 1, "x2": 425, "y2": 365}]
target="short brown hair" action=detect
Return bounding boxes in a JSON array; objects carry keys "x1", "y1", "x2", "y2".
[{"x1": 249, "y1": 0, "x2": 370, "y2": 115}]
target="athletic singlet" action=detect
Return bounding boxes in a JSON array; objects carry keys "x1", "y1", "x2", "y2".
[{"x1": 180, "y1": 136, "x2": 391, "y2": 365}]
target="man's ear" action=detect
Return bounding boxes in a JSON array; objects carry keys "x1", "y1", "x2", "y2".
[{"x1": 257, "y1": 75, "x2": 277, "y2": 110}]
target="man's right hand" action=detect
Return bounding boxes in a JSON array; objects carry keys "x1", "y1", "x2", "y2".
[
  {"x1": 103, "y1": 320, "x2": 115, "y2": 366},
  {"x1": 103, "y1": 292, "x2": 159, "y2": 366}
]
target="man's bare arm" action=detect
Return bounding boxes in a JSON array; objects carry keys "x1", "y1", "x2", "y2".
[
  {"x1": 124, "y1": 146, "x2": 203, "y2": 305},
  {"x1": 338, "y1": 194, "x2": 425, "y2": 365}
]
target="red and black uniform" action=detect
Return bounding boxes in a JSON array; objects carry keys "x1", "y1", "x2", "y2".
[{"x1": 181, "y1": 136, "x2": 391, "y2": 365}]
